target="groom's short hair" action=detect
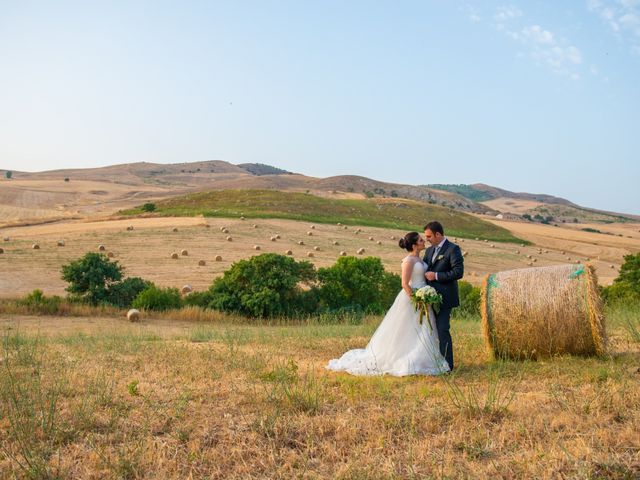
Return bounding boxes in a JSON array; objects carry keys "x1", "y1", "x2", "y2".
[{"x1": 424, "y1": 221, "x2": 444, "y2": 235}]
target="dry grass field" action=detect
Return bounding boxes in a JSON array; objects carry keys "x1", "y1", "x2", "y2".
[
  {"x1": 0, "y1": 305, "x2": 638, "y2": 479},
  {"x1": 2, "y1": 215, "x2": 638, "y2": 299}
]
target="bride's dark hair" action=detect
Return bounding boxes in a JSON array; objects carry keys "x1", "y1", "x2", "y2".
[{"x1": 398, "y1": 231, "x2": 420, "y2": 252}]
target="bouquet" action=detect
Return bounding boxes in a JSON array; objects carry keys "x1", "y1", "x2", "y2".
[{"x1": 411, "y1": 286, "x2": 443, "y2": 330}]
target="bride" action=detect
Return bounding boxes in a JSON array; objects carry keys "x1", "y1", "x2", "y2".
[{"x1": 326, "y1": 232, "x2": 450, "y2": 376}]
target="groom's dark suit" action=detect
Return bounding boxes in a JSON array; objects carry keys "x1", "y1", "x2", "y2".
[{"x1": 424, "y1": 238, "x2": 464, "y2": 370}]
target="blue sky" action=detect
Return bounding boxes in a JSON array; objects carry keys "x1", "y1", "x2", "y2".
[{"x1": 1, "y1": 1, "x2": 639, "y2": 214}]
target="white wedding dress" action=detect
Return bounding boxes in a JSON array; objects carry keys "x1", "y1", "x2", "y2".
[{"x1": 326, "y1": 257, "x2": 450, "y2": 376}]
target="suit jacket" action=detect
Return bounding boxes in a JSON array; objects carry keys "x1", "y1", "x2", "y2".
[{"x1": 423, "y1": 238, "x2": 464, "y2": 309}]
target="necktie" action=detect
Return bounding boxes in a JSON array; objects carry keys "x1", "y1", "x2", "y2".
[{"x1": 432, "y1": 246, "x2": 440, "y2": 263}]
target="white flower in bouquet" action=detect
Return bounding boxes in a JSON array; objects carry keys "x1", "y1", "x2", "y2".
[{"x1": 411, "y1": 286, "x2": 443, "y2": 329}]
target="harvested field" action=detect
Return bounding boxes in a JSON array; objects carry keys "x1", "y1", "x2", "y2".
[{"x1": 0, "y1": 305, "x2": 638, "y2": 479}]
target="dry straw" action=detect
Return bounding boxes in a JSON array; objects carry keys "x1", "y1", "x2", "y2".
[{"x1": 481, "y1": 264, "x2": 607, "y2": 360}]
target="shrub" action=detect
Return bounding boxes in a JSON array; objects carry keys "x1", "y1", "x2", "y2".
[
  {"x1": 5, "y1": 170, "x2": 12, "y2": 179},
  {"x1": 454, "y1": 280, "x2": 481, "y2": 318},
  {"x1": 601, "y1": 253, "x2": 640, "y2": 304},
  {"x1": 132, "y1": 286, "x2": 182, "y2": 311},
  {"x1": 106, "y1": 277, "x2": 154, "y2": 308},
  {"x1": 19, "y1": 289, "x2": 63, "y2": 314},
  {"x1": 141, "y1": 202, "x2": 156, "y2": 212},
  {"x1": 61, "y1": 253, "x2": 123, "y2": 305},
  {"x1": 207, "y1": 253, "x2": 317, "y2": 318},
  {"x1": 317, "y1": 256, "x2": 401, "y2": 314},
  {"x1": 182, "y1": 290, "x2": 215, "y2": 308}
]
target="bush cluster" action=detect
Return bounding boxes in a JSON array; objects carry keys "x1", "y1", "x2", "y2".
[
  {"x1": 59, "y1": 251, "x2": 482, "y2": 320},
  {"x1": 601, "y1": 253, "x2": 640, "y2": 304}
]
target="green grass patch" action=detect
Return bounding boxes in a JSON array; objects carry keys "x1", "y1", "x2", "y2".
[{"x1": 120, "y1": 189, "x2": 526, "y2": 243}]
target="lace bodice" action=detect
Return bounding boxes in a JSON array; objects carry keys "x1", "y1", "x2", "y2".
[{"x1": 406, "y1": 257, "x2": 427, "y2": 289}]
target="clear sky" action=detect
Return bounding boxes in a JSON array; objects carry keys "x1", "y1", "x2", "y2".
[{"x1": 1, "y1": 1, "x2": 639, "y2": 214}]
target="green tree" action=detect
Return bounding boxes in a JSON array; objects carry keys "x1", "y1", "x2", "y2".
[
  {"x1": 61, "y1": 253, "x2": 123, "y2": 305},
  {"x1": 207, "y1": 253, "x2": 317, "y2": 318},
  {"x1": 317, "y1": 256, "x2": 400, "y2": 314},
  {"x1": 602, "y1": 253, "x2": 640, "y2": 303},
  {"x1": 107, "y1": 277, "x2": 153, "y2": 308},
  {"x1": 4, "y1": 170, "x2": 12, "y2": 179},
  {"x1": 132, "y1": 285, "x2": 182, "y2": 311},
  {"x1": 454, "y1": 280, "x2": 481, "y2": 318},
  {"x1": 141, "y1": 202, "x2": 156, "y2": 212}
]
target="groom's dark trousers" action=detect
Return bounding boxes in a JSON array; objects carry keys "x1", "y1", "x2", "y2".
[
  {"x1": 434, "y1": 307, "x2": 453, "y2": 370},
  {"x1": 424, "y1": 238, "x2": 464, "y2": 371}
]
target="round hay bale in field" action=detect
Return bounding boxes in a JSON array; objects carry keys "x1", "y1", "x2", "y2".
[
  {"x1": 515, "y1": 250, "x2": 520, "y2": 254},
  {"x1": 376, "y1": 241, "x2": 382, "y2": 245},
  {"x1": 339, "y1": 251, "x2": 347, "y2": 256},
  {"x1": 332, "y1": 241, "x2": 339, "y2": 246},
  {"x1": 270, "y1": 236, "x2": 277, "y2": 241},
  {"x1": 275, "y1": 234, "x2": 281, "y2": 239},
  {"x1": 98, "y1": 244, "x2": 106, "y2": 251},
  {"x1": 171, "y1": 252, "x2": 179, "y2": 259},
  {"x1": 240, "y1": 216, "x2": 245, "y2": 220},
  {"x1": 173, "y1": 228, "x2": 178, "y2": 232},
  {"x1": 307, "y1": 231, "x2": 313, "y2": 236},
  {"x1": 357, "y1": 248, "x2": 365, "y2": 255},
  {"x1": 490, "y1": 244, "x2": 495, "y2": 248},
  {"x1": 390, "y1": 235, "x2": 396, "y2": 240},
  {"x1": 369, "y1": 236, "x2": 374, "y2": 241},
  {"x1": 481, "y1": 264, "x2": 606, "y2": 360},
  {"x1": 254, "y1": 245, "x2": 261, "y2": 250},
  {"x1": 181, "y1": 285, "x2": 192, "y2": 295},
  {"x1": 285, "y1": 250, "x2": 293, "y2": 256},
  {"x1": 222, "y1": 228, "x2": 230, "y2": 234},
  {"x1": 310, "y1": 225, "x2": 316, "y2": 229},
  {"x1": 298, "y1": 240, "x2": 304, "y2": 245},
  {"x1": 57, "y1": 240, "x2": 65, "y2": 247},
  {"x1": 343, "y1": 226, "x2": 348, "y2": 230},
  {"x1": 107, "y1": 252, "x2": 114, "y2": 258},
  {"x1": 307, "y1": 252, "x2": 314, "y2": 257},
  {"x1": 198, "y1": 260, "x2": 206, "y2": 266},
  {"x1": 220, "y1": 226, "x2": 226, "y2": 232},
  {"x1": 127, "y1": 226, "x2": 134, "y2": 231},
  {"x1": 252, "y1": 224, "x2": 258, "y2": 228},
  {"x1": 32, "y1": 244, "x2": 40, "y2": 250},
  {"x1": 215, "y1": 255, "x2": 222, "y2": 261},
  {"x1": 226, "y1": 236, "x2": 233, "y2": 242},
  {"x1": 181, "y1": 249, "x2": 188, "y2": 256},
  {"x1": 610, "y1": 265, "x2": 615, "y2": 269},
  {"x1": 314, "y1": 246, "x2": 320, "y2": 251},
  {"x1": 3, "y1": 237, "x2": 9, "y2": 242},
  {"x1": 127, "y1": 309, "x2": 140, "y2": 322}
]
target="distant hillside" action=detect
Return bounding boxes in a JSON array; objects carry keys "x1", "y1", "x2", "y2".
[
  {"x1": 3, "y1": 161, "x2": 635, "y2": 225},
  {"x1": 238, "y1": 163, "x2": 292, "y2": 176},
  {"x1": 429, "y1": 183, "x2": 637, "y2": 223},
  {"x1": 425, "y1": 184, "x2": 496, "y2": 202},
  {"x1": 121, "y1": 189, "x2": 525, "y2": 243}
]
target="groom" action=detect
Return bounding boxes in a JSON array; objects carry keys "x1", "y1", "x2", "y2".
[{"x1": 423, "y1": 221, "x2": 464, "y2": 371}]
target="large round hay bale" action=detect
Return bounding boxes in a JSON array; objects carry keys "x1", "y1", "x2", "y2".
[
  {"x1": 3, "y1": 237, "x2": 9, "y2": 242},
  {"x1": 32, "y1": 244, "x2": 40, "y2": 250},
  {"x1": 181, "y1": 249, "x2": 188, "y2": 256},
  {"x1": 198, "y1": 259, "x2": 206, "y2": 266},
  {"x1": 481, "y1": 264, "x2": 606, "y2": 360},
  {"x1": 127, "y1": 309, "x2": 140, "y2": 322},
  {"x1": 171, "y1": 252, "x2": 179, "y2": 259},
  {"x1": 181, "y1": 285, "x2": 192, "y2": 295},
  {"x1": 57, "y1": 240, "x2": 65, "y2": 247},
  {"x1": 98, "y1": 244, "x2": 106, "y2": 251}
]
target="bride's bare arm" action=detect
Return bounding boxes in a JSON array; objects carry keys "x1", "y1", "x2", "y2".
[{"x1": 401, "y1": 258, "x2": 415, "y2": 298}]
